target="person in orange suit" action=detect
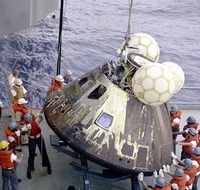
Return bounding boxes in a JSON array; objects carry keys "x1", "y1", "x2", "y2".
[
  {"x1": 0, "y1": 140, "x2": 23, "y2": 190},
  {"x1": 48, "y1": 75, "x2": 65, "y2": 94}
]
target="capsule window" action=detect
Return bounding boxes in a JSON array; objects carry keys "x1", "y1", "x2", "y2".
[
  {"x1": 88, "y1": 85, "x2": 107, "y2": 99},
  {"x1": 78, "y1": 77, "x2": 88, "y2": 86},
  {"x1": 95, "y1": 112, "x2": 113, "y2": 129}
]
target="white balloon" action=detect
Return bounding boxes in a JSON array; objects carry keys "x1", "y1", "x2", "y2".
[
  {"x1": 120, "y1": 33, "x2": 160, "y2": 65},
  {"x1": 132, "y1": 63, "x2": 176, "y2": 106},
  {"x1": 162, "y1": 62, "x2": 185, "y2": 93}
]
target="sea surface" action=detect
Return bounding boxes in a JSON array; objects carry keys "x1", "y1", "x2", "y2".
[{"x1": 0, "y1": 0, "x2": 200, "y2": 107}]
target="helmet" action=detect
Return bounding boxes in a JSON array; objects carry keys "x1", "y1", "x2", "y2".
[
  {"x1": 8, "y1": 122, "x2": 18, "y2": 131},
  {"x1": 154, "y1": 176, "x2": 165, "y2": 187},
  {"x1": 55, "y1": 75, "x2": 64, "y2": 82},
  {"x1": 24, "y1": 113, "x2": 33, "y2": 122},
  {"x1": 18, "y1": 98, "x2": 28, "y2": 104},
  {"x1": 186, "y1": 116, "x2": 196, "y2": 124},
  {"x1": 188, "y1": 128, "x2": 197, "y2": 136},
  {"x1": 183, "y1": 159, "x2": 192, "y2": 168},
  {"x1": 193, "y1": 147, "x2": 200, "y2": 155},
  {"x1": 14, "y1": 78, "x2": 23, "y2": 85},
  {"x1": 170, "y1": 105, "x2": 178, "y2": 112},
  {"x1": 0, "y1": 140, "x2": 9, "y2": 150},
  {"x1": 65, "y1": 69, "x2": 73, "y2": 75},
  {"x1": 175, "y1": 167, "x2": 184, "y2": 177}
]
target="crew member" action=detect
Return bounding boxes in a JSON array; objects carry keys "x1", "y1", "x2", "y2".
[
  {"x1": 182, "y1": 159, "x2": 198, "y2": 189},
  {"x1": 191, "y1": 147, "x2": 200, "y2": 190},
  {"x1": 12, "y1": 98, "x2": 29, "y2": 123},
  {"x1": 165, "y1": 167, "x2": 188, "y2": 190},
  {"x1": 48, "y1": 75, "x2": 65, "y2": 94},
  {"x1": 138, "y1": 172, "x2": 171, "y2": 190},
  {"x1": 169, "y1": 105, "x2": 182, "y2": 153},
  {"x1": 64, "y1": 69, "x2": 73, "y2": 84},
  {"x1": 23, "y1": 113, "x2": 52, "y2": 179},
  {"x1": 183, "y1": 116, "x2": 199, "y2": 131},
  {"x1": 0, "y1": 140, "x2": 23, "y2": 190},
  {"x1": 176, "y1": 128, "x2": 199, "y2": 159},
  {"x1": 10, "y1": 78, "x2": 27, "y2": 104},
  {"x1": 4, "y1": 122, "x2": 21, "y2": 152}
]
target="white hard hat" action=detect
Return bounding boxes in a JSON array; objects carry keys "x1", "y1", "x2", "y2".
[
  {"x1": 55, "y1": 75, "x2": 64, "y2": 82},
  {"x1": 14, "y1": 78, "x2": 23, "y2": 85},
  {"x1": 65, "y1": 69, "x2": 73, "y2": 75},
  {"x1": 18, "y1": 98, "x2": 28, "y2": 104}
]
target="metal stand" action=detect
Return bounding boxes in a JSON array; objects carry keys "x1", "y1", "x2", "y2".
[{"x1": 50, "y1": 134, "x2": 142, "y2": 190}]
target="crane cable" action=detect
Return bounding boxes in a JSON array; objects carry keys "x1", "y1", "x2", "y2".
[
  {"x1": 56, "y1": 0, "x2": 64, "y2": 75},
  {"x1": 125, "y1": 0, "x2": 133, "y2": 43}
]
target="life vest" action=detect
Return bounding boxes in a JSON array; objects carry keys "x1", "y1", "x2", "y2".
[
  {"x1": 170, "y1": 111, "x2": 182, "y2": 129},
  {"x1": 4, "y1": 127, "x2": 18, "y2": 149},
  {"x1": 153, "y1": 184, "x2": 171, "y2": 190},
  {"x1": 183, "y1": 122, "x2": 199, "y2": 131},
  {"x1": 184, "y1": 165, "x2": 198, "y2": 186},
  {"x1": 0, "y1": 150, "x2": 15, "y2": 169},
  {"x1": 25, "y1": 114, "x2": 41, "y2": 136},
  {"x1": 11, "y1": 85, "x2": 26, "y2": 103},
  {"x1": 192, "y1": 155, "x2": 200, "y2": 171},
  {"x1": 49, "y1": 79, "x2": 64, "y2": 93},
  {"x1": 182, "y1": 134, "x2": 199, "y2": 154},
  {"x1": 170, "y1": 175, "x2": 187, "y2": 190},
  {"x1": 12, "y1": 103, "x2": 29, "y2": 121}
]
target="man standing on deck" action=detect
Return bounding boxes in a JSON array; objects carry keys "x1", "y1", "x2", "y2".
[
  {"x1": 176, "y1": 128, "x2": 199, "y2": 159},
  {"x1": 63, "y1": 69, "x2": 73, "y2": 84},
  {"x1": 48, "y1": 75, "x2": 65, "y2": 94},
  {"x1": 4, "y1": 122, "x2": 22, "y2": 152},
  {"x1": 23, "y1": 113, "x2": 52, "y2": 179},
  {"x1": 0, "y1": 140, "x2": 23, "y2": 190},
  {"x1": 169, "y1": 105, "x2": 182, "y2": 153}
]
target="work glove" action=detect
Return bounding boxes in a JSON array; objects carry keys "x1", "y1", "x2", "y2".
[
  {"x1": 159, "y1": 169, "x2": 164, "y2": 178},
  {"x1": 27, "y1": 123, "x2": 32, "y2": 129},
  {"x1": 153, "y1": 171, "x2": 158, "y2": 178},
  {"x1": 8, "y1": 136, "x2": 15, "y2": 142},
  {"x1": 171, "y1": 183, "x2": 179, "y2": 190},
  {"x1": 171, "y1": 152, "x2": 178, "y2": 159},
  {"x1": 138, "y1": 172, "x2": 144, "y2": 181},
  {"x1": 21, "y1": 125, "x2": 28, "y2": 132},
  {"x1": 162, "y1": 165, "x2": 167, "y2": 173},
  {"x1": 166, "y1": 165, "x2": 171, "y2": 172},
  {"x1": 15, "y1": 130, "x2": 20, "y2": 137}
]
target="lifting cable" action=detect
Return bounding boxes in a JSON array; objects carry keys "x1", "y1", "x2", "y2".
[
  {"x1": 122, "y1": 0, "x2": 134, "y2": 52},
  {"x1": 56, "y1": 0, "x2": 64, "y2": 75}
]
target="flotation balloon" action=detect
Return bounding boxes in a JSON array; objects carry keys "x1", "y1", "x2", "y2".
[
  {"x1": 120, "y1": 33, "x2": 160, "y2": 66},
  {"x1": 132, "y1": 63, "x2": 176, "y2": 106},
  {"x1": 162, "y1": 62, "x2": 185, "y2": 93}
]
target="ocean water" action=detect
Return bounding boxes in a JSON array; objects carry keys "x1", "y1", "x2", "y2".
[{"x1": 0, "y1": 0, "x2": 200, "y2": 107}]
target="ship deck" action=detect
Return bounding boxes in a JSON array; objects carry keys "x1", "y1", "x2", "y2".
[{"x1": 0, "y1": 107, "x2": 200, "y2": 190}]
